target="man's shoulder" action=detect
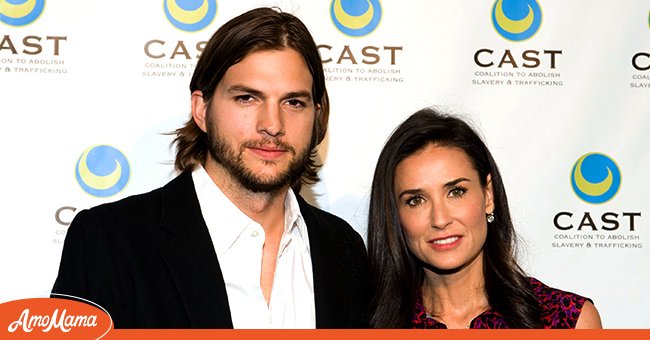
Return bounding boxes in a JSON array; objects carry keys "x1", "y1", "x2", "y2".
[
  {"x1": 296, "y1": 195, "x2": 349, "y2": 227},
  {"x1": 86, "y1": 183, "x2": 164, "y2": 216},
  {"x1": 76, "y1": 172, "x2": 192, "y2": 225},
  {"x1": 295, "y1": 194, "x2": 364, "y2": 243}
]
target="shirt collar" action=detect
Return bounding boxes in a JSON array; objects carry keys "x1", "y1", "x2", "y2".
[
  {"x1": 284, "y1": 188, "x2": 310, "y2": 253},
  {"x1": 192, "y1": 165, "x2": 253, "y2": 258},
  {"x1": 191, "y1": 165, "x2": 309, "y2": 256}
]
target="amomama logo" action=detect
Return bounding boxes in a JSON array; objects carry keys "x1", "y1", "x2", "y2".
[
  {"x1": 491, "y1": 0, "x2": 542, "y2": 41},
  {"x1": 164, "y1": 0, "x2": 217, "y2": 32},
  {"x1": 76, "y1": 145, "x2": 130, "y2": 197},
  {"x1": 0, "y1": 0, "x2": 45, "y2": 26},
  {"x1": 0, "y1": 296, "x2": 112, "y2": 338},
  {"x1": 571, "y1": 153, "x2": 621, "y2": 204},
  {"x1": 331, "y1": 0, "x2": 381, "y2": 37}
]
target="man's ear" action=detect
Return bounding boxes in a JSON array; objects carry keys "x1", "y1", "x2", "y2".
[
  {"x1": 314, "y1": 103, "x2": 323, "y2": 137},
  {"x1": 191, "y1": 90, "x2": 207, "y2": 132}
]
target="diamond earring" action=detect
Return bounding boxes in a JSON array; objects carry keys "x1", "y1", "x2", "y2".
[{"x1": 486, "y1": 213, "x2": 495, "y2": 223}]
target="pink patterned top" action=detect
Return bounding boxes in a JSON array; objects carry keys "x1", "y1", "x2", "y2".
[{"x1": 411, "y1": 277, "x2": 589, "y2": 329}]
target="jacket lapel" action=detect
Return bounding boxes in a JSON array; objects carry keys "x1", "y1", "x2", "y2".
[
  {"x1": 298, "y1": 195, "x2": 342, "y2": 328},
  {"x1": 156, "y1": 171, "x2": 233, "y2": 328}
]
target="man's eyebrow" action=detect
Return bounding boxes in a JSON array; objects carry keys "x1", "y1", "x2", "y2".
[
  {"x1": 227, "y1": 85, "x2": 264, "y2": 97},
  {"x1": 282, "y1": 90, "x2": 313, "y2": 101},
  {"x1": 227, "y1": 85, "x2": 313, "y2": 101}
]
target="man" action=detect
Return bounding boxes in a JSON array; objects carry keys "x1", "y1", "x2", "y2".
[{"x1": 52, "y1": 7, "x2": 369, "y2": 329}]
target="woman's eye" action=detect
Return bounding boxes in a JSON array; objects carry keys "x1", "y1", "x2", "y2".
[
  {"x1": 406, "y1": 195, "x2": 424, "y2": 207},
  {"x1": 449, "y1": 187, "x2": 466, "y2": 198}
]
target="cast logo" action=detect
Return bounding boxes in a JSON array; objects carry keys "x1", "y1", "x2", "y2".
[
  {"x1": 164, "y1": 0, "x2": 216, "y2": 32},
  {"x1": 330, "y1": 0, "x2": 381, "y2": 37},
  {"x1": 571, "y1": 153, "x2": 621, "y2": 204},
  {"x1": 76, "y1": 145, "x2": 130, "y2": 198},
  {"x1": 0, "y1": 0, "x2": 45, "y2": 26},
  {"x1": 492, "y1": 0, "x2": 542, "y2": 41},
  {"x1": 474, "y1": 0, "x2": 559, "y2": 70},
  {"x1": 554, "y1": 153, "x2": 640, "y2": 233}
]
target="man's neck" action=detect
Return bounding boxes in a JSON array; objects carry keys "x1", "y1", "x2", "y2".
[
  {"x1": 202, "y1": 160, "x2": 288, "y2": 234},
  {"x1": 202, "y1": 160, "x2": 289, "y2": 306}
]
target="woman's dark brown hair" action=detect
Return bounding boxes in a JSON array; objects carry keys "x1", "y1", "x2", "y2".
[{"x1": 367, "y1": 108, "x2": 542, "y2": 328}]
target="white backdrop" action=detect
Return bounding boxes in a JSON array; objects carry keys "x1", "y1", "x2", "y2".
[{"x1": 1, "y1": 0, "x2": 648, "y2": 328}]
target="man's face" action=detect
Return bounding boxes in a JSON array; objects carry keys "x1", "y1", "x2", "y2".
[{"x1": 202, "y1": 48, "x2": 318, "y2": 193}]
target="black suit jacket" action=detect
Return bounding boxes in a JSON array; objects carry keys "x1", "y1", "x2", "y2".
[{"x1": 52, "y1": 171, "x2": 369, "y2": 328}]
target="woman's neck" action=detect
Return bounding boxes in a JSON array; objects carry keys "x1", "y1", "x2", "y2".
[{"x1": 421, "y1": 255, "x2": 489, "y2": 329}]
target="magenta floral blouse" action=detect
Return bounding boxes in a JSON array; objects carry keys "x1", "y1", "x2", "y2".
[{"x1": 411, "y1": 277, "x2": 589, "y2": 329}]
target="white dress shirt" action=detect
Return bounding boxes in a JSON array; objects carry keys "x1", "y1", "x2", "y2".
[{"x1": 192, "y1": 166, "x2": 315, "y2": 328}]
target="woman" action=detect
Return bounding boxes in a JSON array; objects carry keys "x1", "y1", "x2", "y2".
[{"x1": 366, "y1": 108, "x2": 602, "y2": 328}]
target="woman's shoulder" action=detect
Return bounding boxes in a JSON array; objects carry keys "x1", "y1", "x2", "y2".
[{"x1": 528, "y1": 277, "x2": 590, "y2": 328}]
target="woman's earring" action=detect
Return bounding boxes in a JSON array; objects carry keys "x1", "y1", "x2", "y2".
[{"x1": 486, "y1": 213, "x2": 495, "y2": 224}]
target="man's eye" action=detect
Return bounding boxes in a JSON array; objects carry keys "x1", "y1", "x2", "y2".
[
  {"x1": 235, "y1": 95, "x2": 255, "y2": 103},
  {"x1": 286, "y1": 99, "x2": 306, "y2": 108}
]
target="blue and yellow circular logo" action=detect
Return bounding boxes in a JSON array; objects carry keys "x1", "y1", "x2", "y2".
[
  {"x1": 164, "y1": 0, "x2": 216, "y2": 32},
  {"x1": 76, "y1": 145, "x2": 130, "y2": 198},
  {"x1": 571, "y1": 153, "x2": 621, "y2": 204},
  {"x1": 0, "y1": 0, "x2": 45, "y2": 27},
  {"x1": 491, "y1": 0, "x2": 542, "y2": 41},
  {"x1": 331, "y1": 0, "x2": 381, "y2": 37}
]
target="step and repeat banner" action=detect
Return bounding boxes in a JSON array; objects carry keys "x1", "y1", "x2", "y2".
[{"x1": 1, "y1": 0, "x2": 648, "y2": 328}]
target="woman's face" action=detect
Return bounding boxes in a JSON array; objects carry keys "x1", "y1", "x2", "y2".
[{"x1": 394, "y1": 144, "x2": 494, "y2": 273}]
